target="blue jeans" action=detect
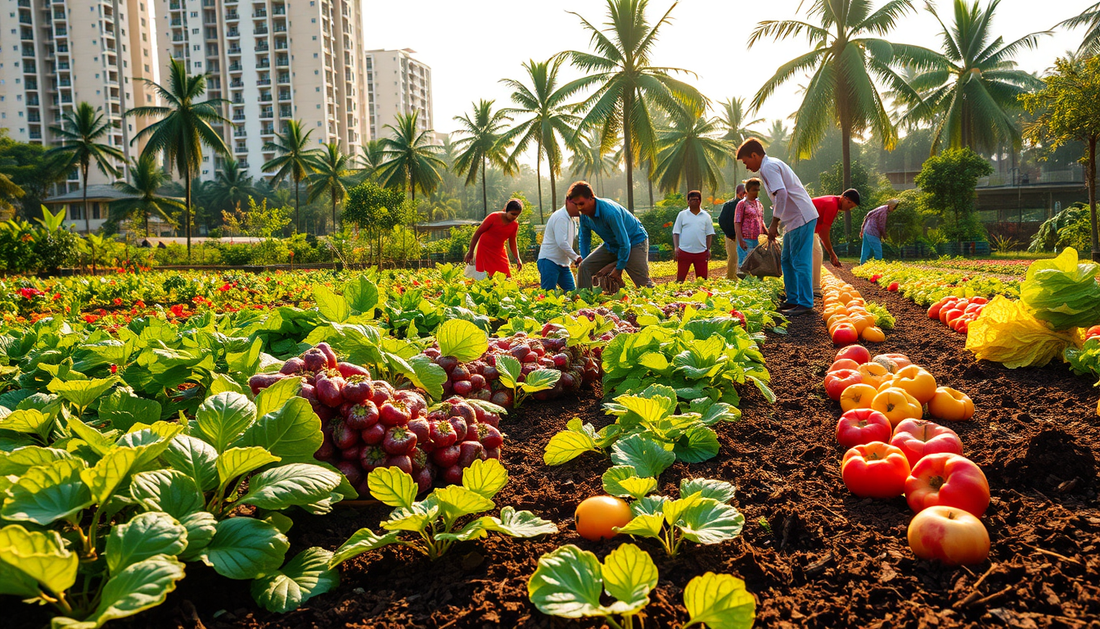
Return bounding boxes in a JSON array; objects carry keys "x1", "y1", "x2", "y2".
[
  {"x1": 537, "y1": 258, "x2": 576, "y2": 291},
  {"x1": 781, "y1": 220, "x2": 816, "y2": 308},
  {"x1": 737, "y1": 237, "x2": 759, "y2": 266},
  {"x1": 860, "y1": 234, "x2": 883, "y2": 265}
]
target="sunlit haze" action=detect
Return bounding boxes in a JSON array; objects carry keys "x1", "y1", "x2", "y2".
[{"x1": 363, "y1": 0, "x2": 1090, "y2": 158}]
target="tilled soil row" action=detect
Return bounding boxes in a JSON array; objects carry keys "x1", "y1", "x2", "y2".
[{"x1": 58, "y1": 268, "x2": 1099, "y2": 629}]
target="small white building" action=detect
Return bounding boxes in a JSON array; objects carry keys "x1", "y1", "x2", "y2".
[{"x1": 43, "y1": 184, "x2": 177, "y2": 237}]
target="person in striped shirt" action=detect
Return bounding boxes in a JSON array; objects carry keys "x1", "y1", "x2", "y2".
[{"x1": 860, "y1": 199, "x2": 900, "y2": 264}]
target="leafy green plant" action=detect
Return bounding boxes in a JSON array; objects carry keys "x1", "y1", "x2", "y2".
[
  {"x1": 1019, "y1": 247, "x2": 1100, "y2": 330},
  {"x1": 544, "y1": 385, "x2": 738, "y2": 467},
  {"x1": 528, "y1": 543, "x2": 755, "y2": 629},
  {"x1": 495, "y1": 353, "x2": 560, "y2": 409},
  {"x1": 1065, "y1": 338, "x2": 1100, "y2": 384},
  {"x1": 330, "y1": 459, "x2": 556, "y2": 563},
  {"x1": 865, "y1": 302, "x2": 895, "y2": 330},
  {"x1": 603, "y1": 471, "x2": 744, "y2": 556}
]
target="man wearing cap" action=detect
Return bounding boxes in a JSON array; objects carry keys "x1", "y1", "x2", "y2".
[
  {"x1": 811, "y1": 189, "x2": 861, "y2": 295},
  {"x1": 718, "y1": 183, "x2": 747, "y2": 279},
  {"x1": 860, "y1": 199, "x2": 900, "y2": 264}
]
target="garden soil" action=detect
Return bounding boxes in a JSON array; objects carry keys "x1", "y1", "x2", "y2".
[{"x1": 18, "y1": 268, "x2": 1100, "y2": 629}]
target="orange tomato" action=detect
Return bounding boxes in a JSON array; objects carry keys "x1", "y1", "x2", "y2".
[
  {"x1": 928, "y1": 387, "x2": 975, "y2": 421},
  {"x1": 858, "y1": 362, "x2": 891, "y2": 389},
  {"x1": 575, "y1": 496, "x2": 633, "y2": 541},
  {"x1": 891, "y1": 365, "x2": 938, "y2": 404},
  {"x1": 861, "y1": 326, "x2": 886, "y2": 342},
  {"x1": 871, "y1": 387, "x2": 924, "y2": 427},
  {"x1": 840, "y1": 383, "x2": 879, "y2": 412}
]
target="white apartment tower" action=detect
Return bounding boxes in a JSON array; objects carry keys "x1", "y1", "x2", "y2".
[
  {"x1": 155, "y1": 0, "x2": 369, "y2": 179},
  {"x1": 365, "y1": 48, "x2": 432, "y2": 142},
  {"x1": 0, "y1": 0, "x2": 159, "y2": 190}
]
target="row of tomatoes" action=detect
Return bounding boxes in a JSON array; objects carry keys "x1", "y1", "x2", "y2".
[
  {"x1": 927, "y1": 296, "x2": 989, "y2": 335},
  {"x1": 822, "y1": 272, "x2": 887, "y2": 345},
  {"x1": 824, "y1": 344, "x2": 992, "y2": 566}
]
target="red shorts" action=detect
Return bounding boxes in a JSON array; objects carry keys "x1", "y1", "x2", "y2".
[{"x1": 676, "y1": 249, "x2": 709, "y2": 281}]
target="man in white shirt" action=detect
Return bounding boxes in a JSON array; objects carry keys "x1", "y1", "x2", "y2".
[
  {"x1": 672, "y1": 190, "x2": 715, "y2": 282},
  {"x1": 537, "y1": 199, "x2": 583, "y2": 291},
  {"x1": 737, "y1": 138, "x2": 819, "y2": 315}
]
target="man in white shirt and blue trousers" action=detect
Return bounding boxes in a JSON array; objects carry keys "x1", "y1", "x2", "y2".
[
  {"x1": 736, "y1": 138, "x2": 820, "y2": 316},
  {"x1": 536, "y1": 198, "x2": 583, "y2": 291}
]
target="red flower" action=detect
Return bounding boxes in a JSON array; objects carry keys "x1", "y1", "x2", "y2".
[
  {"x1": 169, "y1": 304, "x2": 187, "y2": 318},
  {"x1": 17, "y1": 287, "x2": 44, "y2": 300},
  {"x1": 110, "y1": 364, "x2": 118, "y2": 374},
  {"x1": 53, "y1": 293, "x2": 62, "y2": 301},
  {"x1": 113, "y1": 298, "x2": 123, "y2": 306},
  {"x1": 83, "y1": 314, "x2": 99, "y2": 324},
  {"x1": 135, "y1": 300, "x2": 145, "y2": 308}
]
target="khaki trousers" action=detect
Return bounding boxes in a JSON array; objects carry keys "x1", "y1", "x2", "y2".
[
  {"x1": 812, "y1": 233, "x2": 824, "y2": 292},
  {"x1": 578, "y1": 241, "x2": 654, "y2": 290},
  {"x1": 725, "y1": 238, "x2": 739, "y2": 279}
]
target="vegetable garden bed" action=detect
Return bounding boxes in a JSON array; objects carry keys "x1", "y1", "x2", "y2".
[{"x1": 5, "y1": 264, "x2": 1099, "y2": 629}]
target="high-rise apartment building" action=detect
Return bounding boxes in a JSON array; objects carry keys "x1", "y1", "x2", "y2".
[
  {"x1": 155, "y1": 0, "x2": 369, "y2": 179},
  {"x1": 0, "y1": 0, "x2": 158, "y2": 194},
  {"x1": 365, "y1": 48, "x2": 432, "y2": 142}
]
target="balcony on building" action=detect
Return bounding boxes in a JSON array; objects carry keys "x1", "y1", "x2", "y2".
[
  {"x1": 255, "y1": 25, "x2": 268, "y2": 35},
  {"x1": 279, "y1": 106, "x2": 291, "y2": 117},
  {"x1": 253, "y1": 8, "x2": 267, "y2": 18},
  {"x1": 275, "y1": 56, "x2": 288, "y2": 67},
  {"x1": 202, "y1": 0, "x2": 214, "y2": 6},
  {"x1": 169, "y1": 2, "x2": 181, "y2": 10},
  {"x1": 259, "y1": 91, "x2": 272, "y2": 102},
  {"x1": 260, "y1": 123, "x2": 274, "y2": 135},
  {"x1": 18, "y1": 0, "x2": 31, "y2": 6},
  {"x1": 260, "y1": 107, "x2": 273, "y2": 119},
  {"x1": 232, "y1": 94, "x2": 244, "y2": 105},
  {"x1": 170, "y1": 18, "x2": 182, "y2": 26},
  {"x1": 230, "y1": 78, "x2": 244, "y2": 88},
  {"x1": 27, "y1": 95, "x2": 40, "y2": 106},
  {"x1": 257, "y1": 76, "x2": 271, "y2": 86},
  {"x1": 274, "y1": 39, "x2": 287, "y2": 50},
  {"x1": 277, "y1": 71, "x2": 290, "y2": 84},
  {"x1": 233, "y1": 127, "x2": 246, "y2": 138},
  {"x1": 21, "y1": 28, "x2": 35, "y2": 40},
  {"x1": 232, "y1": 111, "x2": 246, "y2": 121},
  {"x1": 228, "y1": 62, "x2": 243, "y2": 72},
  {"x1": 255, "y1": 42, "x2": 269, "y2": 52},
  {"x1": 228, "y1": 28, "x2": 240, "y2": 38},
  {"x1": 257, "y1": 58, "x2": 270, "y2": 69},
  {"x1": 278, "y1": 90, "x2": 290, "y2": 101},
  {"x1": 228, "y1": 44, "x2": 242, "y2": 55},
  {"x1": 272, "y1": 4, "x2": 285, "y2": 15},
  {"x1": 234, "y1": 142, "x2": 247, "y2": 153},
  {"x1": 226, "y1": 10, "x2": 239, "y2": 20},
  {"x1": 273, "y1": 22, "x2": 286, "y2": 33}
]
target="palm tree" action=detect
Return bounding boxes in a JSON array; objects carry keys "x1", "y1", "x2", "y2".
[
  {"x1": 47, "y1": 102, "x2": 126, "y2": 234},
  {"x1": 763, "y1": 120, "x2": 791, "y2": 162},
  {"x1": 749, "y1": 0, "x2": 935, "y2": 236},
  {"x1": 111, "y1": 153, "x2": 183, "y2": 236},
  {"x1": 652, "y1": 100, "x2": 730, "y2": 194},
  {"x1": 358, "y1": 139, "x2": 385, "y2": 182},
  {"x1": 452, "y1": 100, "x2": 513, "y2": 217},
  {"x1": 376, "y1": 111, "x2": 447, "y2": 203},
  {"x1": 901, "y1": 0, "x2": 1047, "y2": 154},
  {"x1": 0, "y1": 172, "x2": 24, "y2": 218},
  {"x1": 568, "y1": 131, "x2": 618, "y2": 196},
  {"x1": 209, "y1": 158, "x2": 258, "y2": 212},
  {"x1": 262, "y1": 120, "x2": 316, "y2": 233},
  {"x1": 1058, "y1": 3, "x2": 1100, "y2": 57},
  {"x1": 563, "y1": 0, "x2": 705, "y2": 212},
  {"x1": 500, "y1": 58, "x2": 582, "y2": 221},
  {"x1": 716, "y1": 97, "x2": 764, "y2": 186},
  {"x1": 306, "y1": 142, "x2": 355, "y2": 232},
  {"x1": 127, "y1": 58, "x2": 229, "y2": 260}
]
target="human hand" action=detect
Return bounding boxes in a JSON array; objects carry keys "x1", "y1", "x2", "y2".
[
  {"x1": 830, "y1": 253, "x2": 842, "y2": 268},
  {"x1": 596, "y1": 262, "x2": 617, "y2": 277},
  {"x1": 671, "y1": 249, "x2": 679, "y2": 260},
  {"x1": 464, "y1": 251, "x2": 474, "y2": 264},
  {"x1": 767, "y1": 225, "x2": 779, "y2": 242},
  {"x1": 738, "y1": 239, "x2": 747, "y2": 251},
  {"x1": 516, "y1": 260, "x2": 523, "y2": 272}
]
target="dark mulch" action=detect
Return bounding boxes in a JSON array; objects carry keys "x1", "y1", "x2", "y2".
[{"x1": 12, "y1": 267, "x2": 1100, "y2": 629}]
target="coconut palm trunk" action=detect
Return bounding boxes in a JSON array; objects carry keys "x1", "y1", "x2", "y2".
[
  {"x1": 82, "y1": 163, "x2": 91, "y2": 235},
  {"x1": 1090, "y1": 137, "x2": 1099, "y2": 262},
  {"x1": 536, "y1": 137, "x2": 544, "y2": 222},
  {"x1": 185, "y1": 170, "x2": 193, "y2": 260},
  {"x1": 623, "y1": 92, "x2": 636, "y2": 212}
]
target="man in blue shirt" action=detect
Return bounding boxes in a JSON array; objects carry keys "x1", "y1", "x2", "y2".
[{"x1": 568, "y1": 181, "x2": 654, "y2": 290}]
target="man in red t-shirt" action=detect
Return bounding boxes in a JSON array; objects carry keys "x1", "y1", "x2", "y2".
[{"x1": 812, "y1": 189, "x2": 860, "y2": 294}]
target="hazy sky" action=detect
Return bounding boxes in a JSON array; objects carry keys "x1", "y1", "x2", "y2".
[{"x1": 363, "y1": 0, "x2": 1092, "y2": 141}]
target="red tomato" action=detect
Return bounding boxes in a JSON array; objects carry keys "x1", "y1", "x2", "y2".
[
  {"x1": 841, "y1": 442, "x2": 910, "y2": 498},
  {"x1": 908, "y1": 505, "x2": 990, "y2": 566},
  {"x1": 574, "y1": 496, "x2": 633, "y2": 541},
  {"x1": 905, "y1": 453, "x2": 990, "y2": 517},
  {"x1": 835, "y1": 344, "x2": 871, "y2": 365},
  {"x1": 942, "y1": 308, "x2": 965, "y2": 325},
  {"x1": 887, "y1": 282, "x2": 900, "y2": 291},
  {"x1": 927, "y1": 299, "x2": 948, "y2": 319},
  {"x1": 824, "y1": 368, "x2": 863, "y2": 401},
  {"x1": 836, "y1": 408, "x2": 892, "y2": 449},
  {"x1": 1085, "y1": 325, "x2": 1100, "y2": 340},
  {"x1": 890, "y1": 419, "x2": 963, "y2": 467},
  {"x1": 969, "y1": 297, "x2": 988, "y2": 305},
  {"x1": 829, "y1": 358, "x2": 862, "y2": 373},
  {"x1": 831, "y1": 322, "x2": 859, "y2": 346}
]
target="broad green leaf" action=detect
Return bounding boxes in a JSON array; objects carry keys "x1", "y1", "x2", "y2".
[
  {"x1": 193, "y1": 392, "x2": 257, "y2": 453},
  {"x1": 614, "y1": 514, "x2": 665, "y2": 539},
  {"x1": 239, "y1": 463, "x2": 342, "y2": 511},
  {"x1": 345, "y1": 277, "x2": 381, "y2": 314},
  {"x1": 251, "y1": 547, "x2": 339, "y2": 613},
  {"x1": 313, "y1": 284, "x2": 350, "y2": 322},
  {"x1": 495, "y1": 354, "x2": 522, "y2": 389},
  {"x1": 0, "y1": 558, "x2": 41, "y2": 597},
  {"x1": 637, "y1": 351, "x2": 670, "y2": 372},
  {"x1": 746, "y1": 375, "x2": 776, "y2": 404},
  {"x1": 680, "y1": 478, "x2": 736, "y2": 504},
  {"x1": 432, "y1": 485, "x2": 494, "y2": 523},
  {"x1": 673, "y1": 427, "x2": 720, "y2": 464},
  {"x1": 520, "y1": 369, "x2": 560, "y2": 393},
  {"x1": 678, "y1": 501, "x2": 745, "y2": 546},
  {"x1": 2, "y1": 458, "x2": 93, "y2": 526},
  {"x1": 632, "y1": 495, "x2": 668, "y2": 517},
  {"x1": 47, "y1": 377, "x2": 118, "y2": 409},
  {"x1": 0, "y1": 446, "x2": 72, "y2": 475},
  {"x1": 610, "y1": 434, "x2": 675, "y2": 479},
  {"x1": 601, "y1": 543, "x2": 658, "y2": 616},
  {"x1": 97, "y1": 389, "x2": 162, "y2": 432},
  {"x1": 683, "y1": 572, "x2": 756, "y2": 629},
  {"x1": 543, "y1": 419, "x2": 600, "y2": 466},
  {"x1": 601, "y1": 466, "x2": 656, "y2": 500},
  {"x1": 615, "y1": 394, "x2": 675, "y2": 425},
  {"x1": 479, "y1": 506, "x2": 557, "y2": 538},
  {"x1": 254, "y1": 376, "x2": 303, "y2": 418},
  {"x1": 381, "y1": 501, "x2": 440, "y2": 532},
  {"x1": 178, "y1": 511, "x2": 218, "y2": 560},
  {"x1": 234, "y1": 397, "x2": 321, "y2": 463},
  {"x1": 0, "y1": 524, "x2": 78, "y2": 595},
  {"x1": 527, "y1": 545, "x2": 605, "y2": 618},
  {"x1": 698, "y1": 401, "x2": 740, "y2": 426},
  {"x1": 461, "y1": 458, "x2": 508, "y2": 500},
  {"x1": 130, "y1": 470, "x2": 204, "y2": 518},
  {"x1": 434, "y1": 518, "x2": 489, "y2": 542},
  {"x1": 663, "y1": 494, "x2": 705, "y2": 527},
  {"x1": 115, "y1": 423, "x2": 184, "y2": 470},
  {"x1": 207, "y1": 374, "x2": 245, "y2": 397},
  {"x1": 435, "y1": 320, "x2": 488, "y2": 363},
  {"x1": 328, "y1": 529, "x2": 400, "y2": 567},
  {"x1": 226, "y1": 337, "x2": 264, "y2": 376},
  {"x1": 216, "y1": 447, "x2": 280, "y2": 488},
  {"x1": 407, "y1": 354, "x2": 446, "y2": 401},
  {"x1": 0, "y1": 409, "x2": 53, "y2": 441},
  {"x1": 163, "y1": 435, "x2": 219, "y2": 492},
  {"x1": 367, "y1": 466, "x2": 418, "y2": 509},
  {"x1": 76, "y1": 555, "x2": 187, "y2": 628},
  {"x1": 106, "y1": 512, "x2": 188, "y2": 576},
  {"x1": 201, "y1": 517, "x2": 289, "y2": 580},
  {"x1": 65, "y1": 415, "x2": 116, "y2": 457},
  {"x1": 80, "y1": 447, "x2": 140, "y2": 504}
]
